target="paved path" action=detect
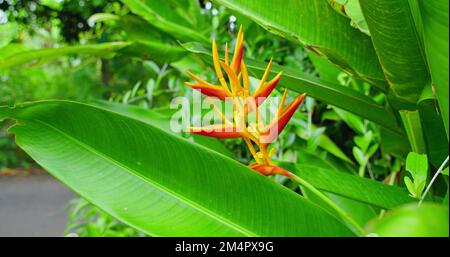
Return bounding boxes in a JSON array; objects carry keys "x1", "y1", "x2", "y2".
[{"x1": 0, "y1": 172, "x2": 76, "y2": 236}]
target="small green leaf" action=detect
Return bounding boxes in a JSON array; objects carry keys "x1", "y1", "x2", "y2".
[
  {"x1": 405, "y1": 152, "x2": 428, "y2": 180},
  {"x1": 404, "y1": 152, "x2": 428, "y2": 198},
  {"x1": 404, "y1": 177, "x2": 416, "y2": 198},
  {"x1": 354, "y1": 131, "x2": 373, "y2": 153},
  {"x1": 352, "y1": 147, "x2": 365, "y2": 165},
  {"x1": 367, "y1": 143, "x2": 379, "y2": 157},
  {"x1": 442, "y1": 167, "x2": 449, "y2": 176},
  {"x1": 415, "y1": 180, "x2": 426, "y2": 199}
]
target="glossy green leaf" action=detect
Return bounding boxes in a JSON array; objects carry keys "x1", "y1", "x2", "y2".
[
  {"x1": 40, "y1": 0, "x2": 63, "y2": 10},
  {"x1": 0, "y1": 42, "x2": 130, "y2": 70},
  {"x1": 405, "y1": 152, "x2": 428, "y2": 198},
  {"x1": 184, "y1": 42, "x2": 403, "y2": 135},
  {"x1": 418, "y1": 0, "x2": 449, "y2": 138},
  {"x1": 399, "y1": 110, "x2": 427, "y2": 154},
  {"x1": 281, "y1": 163, "x2": 414, "y2": 209},
  {"x1": 0, "y1": 40, "x2": 186, "y2": 70},
  {"x1": 352, "y1": 147, "x2": 364, "y2": 165},
  {"x1": 303, "y1": 188, "x2": 376, "y2": 229},
  {"x1": 360, "y1": 0, "x2": 429, "y2": 104},
  {"x1": 366, "y1": 203, "x2": 449, "y2": 237},
  {"x1": 296, "y1": 150, "x2": 376, "y2": 226},
  {"x1": 90, "y1": 100, "x2": 235, "y2": 158},
  {"x1": 120, "y1": 0, "x2": 209, "y2": 44},
  {"x1": 118, "y1": 41, "x2": 186, "y2": 64},
  {"x1": 418, "y1": 85, "x2": 449, "y2": 167},
  {"x1": 307, "y1": 52, "x2": 343, "y2": 83},
  {"x1": 109, "y1": 15, "x2": 167, "y2": 43},
  {"x1": 215, "y1": 0, "x2": 386, "y2": 87},
  {"x1": 379, "y1": 126, "x2": 411, "y2": 159},
  {"x1": 405, "y1": 152, "x2": 428, "y2": 179},
  {"x1": 165, "y1": 0, "x2": 207, "y2": 28},
  {"x1": 0, "y1": 101, "x2": 354, "y2": 236}
]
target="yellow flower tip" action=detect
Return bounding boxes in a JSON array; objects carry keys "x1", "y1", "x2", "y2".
[
  {"x1": 186, "y1": 70, "x2": 197, "y2": 80},
  {"x1": 231, "y1": 26, "x2": 245, "y2": 72},
  {"x1": 224, "y1": 42, "x2": 229, "y2": 65}
]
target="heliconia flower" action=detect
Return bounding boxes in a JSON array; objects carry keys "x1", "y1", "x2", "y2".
[{"x1": 184, "y1": 25, "x2": 306, "y2": 177}]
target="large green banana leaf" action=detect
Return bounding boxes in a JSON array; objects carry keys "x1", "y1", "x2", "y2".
[
  {"x1": 90, "y1": 100, "x2": 235, "y2": 158},
  {"x1": 359, "y1": 0, "x2": 429, "y2": 104},
  {"x1": 0, "y1": 41, "x2": 186, "y2": 70},
  {"x1": 0, "y1": 42, "x2": 129, "y2": 70},
  {"x1": 93, "y1": 101, "x2": 404, "y2": 207},
  {"x1": 214, "y1": 0, "x2": 386, "y2": 88},
  {"x1": 0, "y1": 101, "x2": 354, "y2": 236},
  {"x1": 418, "y1": 0, "x2": 449, "y2": 139}
]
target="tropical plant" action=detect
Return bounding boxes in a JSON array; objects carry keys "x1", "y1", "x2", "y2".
[{"x1": 0, "y1": 0, "x2": 448, "y2": 236}]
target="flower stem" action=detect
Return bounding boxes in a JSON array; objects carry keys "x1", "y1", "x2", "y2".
[{"x1": 286, "y1": 172, "x2": 366, "y2": 236}]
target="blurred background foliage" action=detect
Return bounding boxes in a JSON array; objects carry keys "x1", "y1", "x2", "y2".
[{"x1": 0, "y1": 0, "x2": 447, "y2": 236}]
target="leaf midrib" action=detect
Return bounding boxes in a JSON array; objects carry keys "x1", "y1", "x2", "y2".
[{"x1": 33, "y1": 118, "x2": 258, "y2": 237}]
